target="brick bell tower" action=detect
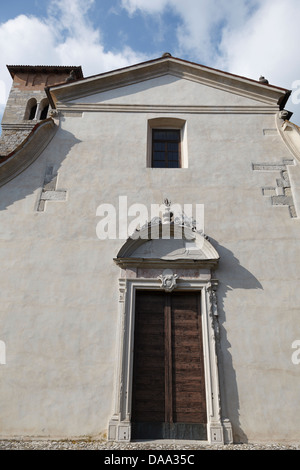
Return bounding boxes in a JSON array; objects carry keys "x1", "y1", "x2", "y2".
[{"x1": 0, "y1": 65, "x2": 83, "y2": 156}]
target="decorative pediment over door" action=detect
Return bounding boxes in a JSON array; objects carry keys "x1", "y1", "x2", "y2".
[{"x1": 114, "y1": 222, "x2": 219, "y2": 270}]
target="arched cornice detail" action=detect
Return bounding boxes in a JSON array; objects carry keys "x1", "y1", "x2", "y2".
[{"x1": 114, "y1": 222, "x2": 219, "y2": 269}]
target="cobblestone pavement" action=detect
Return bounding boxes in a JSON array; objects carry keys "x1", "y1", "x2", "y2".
[{"x1": 0, "y1": 439, "x2": 299, "y2": 450}]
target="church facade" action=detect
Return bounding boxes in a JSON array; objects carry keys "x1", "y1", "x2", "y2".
[{"x1": 0, "y1": 54, "x2": 300, "y2": 444}]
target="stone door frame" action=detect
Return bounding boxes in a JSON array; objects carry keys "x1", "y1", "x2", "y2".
[{"x1": 108, "y1": 271, "x2": 233, "y2": 444}]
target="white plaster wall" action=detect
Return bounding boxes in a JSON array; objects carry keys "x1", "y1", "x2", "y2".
[
  {"x1": 0, "y1": 76, "x2": 300, "y2": 442},
  {"x1": 73, "y1": 74, "x2": 266, "y2": 106}
]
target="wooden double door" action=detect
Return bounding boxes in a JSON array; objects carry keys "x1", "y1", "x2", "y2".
[{"x1": 131, "y1": 290, "x2": 207, "y2": 440}]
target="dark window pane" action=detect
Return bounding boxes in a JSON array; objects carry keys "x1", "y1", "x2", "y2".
[
  {"x1": 153, "y1": 161, "x2": 166, "y2": 168},
  {"x1": 153, "y1": 129, "x2": 180, "y2": 142},
  {"x1": 40, "y1": 104, "x2": 49, "y2": 120},
  {"x1": 152, "y1": 129, "x2": 180, "y2": 168},
  {"x1": 153, "y1": 151, "x2": 165, "y2": 161},
  {"x1": 168, "y1": 161, "x2": 179, "y2": 168},
  {"x1": 29, "y1": 104, "x2": 37, "y2": 120},
  {"x1": 168, "y1": 142, "x2": 178, "y2": 151},
  {"x1": 166, "y1": 131, "x2": 180, "y2": 141},
  {"x1": 153, "y1": 130, "x2": 166, "y2": 140},
  {"x1": 154, "y1": 142, "x2": 165, "y2": 151}
]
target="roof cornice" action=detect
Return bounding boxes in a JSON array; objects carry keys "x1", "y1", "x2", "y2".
[
  {"x1": 7, "y1": 65, "x2": 83, "y2": 80},
  {"x1": 45, "y1": 55, "x2": 291, "y2": 109}
]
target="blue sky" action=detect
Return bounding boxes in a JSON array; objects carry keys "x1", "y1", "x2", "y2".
[
  {"x1": 0, "y1": 0, "x2": 180, "y2": 57},
  {"x1": 1, "y1": 0, "x2": 300, "y2": 124}
]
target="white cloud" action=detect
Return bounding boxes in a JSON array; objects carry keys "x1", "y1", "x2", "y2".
[
  {"x1": 0, "y1": 80, "x2": 7, "y2": 105},
  {"x1": 121, "y1": 0, "x2": 257, "y2": 63},
  {"x1": 217, "y1": 0, "x2": 300, "y2": 122},
  {"x1": 48, "y1": 0, "x2": 96, "y2": 35},
  {"x1": 0, "y1": 14, "x2": 56, "y2": 112},
  {"x1": 121, "y1": 0, "x2": 170, "y2": 15},
  {"x1": 175, "y1": 0, "x2": 256, "y2": 64},
  {"x1": 121, "y1": 0, "x2": 300, "y2": 123},
  {"x1": 0, "y1": 0, "x2": 147, "y2": 107},
  {"x1": 0, "y1": 15, "x2": 56, "y2": 65},
  {"x1": 1, "y1": 0, "x2": 299, "y2": 125},
  {"x1": 217, "y1": 0, "x2": 297, "y2": 82}
]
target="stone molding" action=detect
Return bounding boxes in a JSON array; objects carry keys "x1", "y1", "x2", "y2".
[
  {"x1": 252, "y1": 158, "x2": 297, "y2": 218},
  {"x1": 57, "y1": 103, "x2": 279, "y2": 115},
  {"x1": 108, "y1": 274, "x2": 233, "y2": 445},
  {"x1": 47, "y1": 56, "x2": 290, "y2": 109},
  {"x1": 1, "y1": 122, "x2": 38, "y2": 131},
  {"x1": 36, "y1": 165, "x2": 67, "y2": 212},
  {"x1": 276, "y1": 113, "x2": 300, "y2": 163},
  {"x1": 115, "y1": 222, "x2": 219, "y2": 265},
  {"x1": 0, "y1": 118, "x2": 58, "y2": 188}
]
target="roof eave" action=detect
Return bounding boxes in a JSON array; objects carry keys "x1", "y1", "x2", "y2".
[
  {"x1": 278, "y1": 89, "x2": 292, "y2": 110},
  {"x1": 46, "y1": 56, "x2": 291, "y2": 108},
  {"x1": 7, "y1": 65, "x2": 83, "y2": 80}
]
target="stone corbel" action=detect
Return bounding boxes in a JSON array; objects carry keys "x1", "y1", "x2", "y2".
[
  {"x1": 158, "y1": 269, "x2": 178, "y2": 292},
  {"x1": 118, "y1": 278, "x2": 126, "y2": 302},
  {"x1": 278, "y1": 109, "x2": 293, "y2": 121},
  {"x1": 49, "y1": 109, "x2": 59, "y2": 118}
]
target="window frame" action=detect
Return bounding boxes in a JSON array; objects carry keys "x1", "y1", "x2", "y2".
[
  {"x1": 147, "y1": 118, "x2": 187, "y2": 168},
  {"x1": 152, "y1": 128, "x2": 181, "y2": 168}
]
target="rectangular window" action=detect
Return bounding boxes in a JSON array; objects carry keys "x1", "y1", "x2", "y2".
[{"x1": 152, "y1": 129, "x2": 181, "y2": 168}]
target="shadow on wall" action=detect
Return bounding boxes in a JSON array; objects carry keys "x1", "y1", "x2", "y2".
[
  {"x1": 211, "y1": 239, "x2": 263, "y2": 444},
  {"x1": 0, "y1": 128, "x2": 81, "y2": 211}
]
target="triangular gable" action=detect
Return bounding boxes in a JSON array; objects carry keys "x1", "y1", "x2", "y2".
[
  {"x1": 46, "y1": 55, "x2": 291, "y2": 111},
  {"x1": 66, "y1": 74, "x2": 277, "y2": 108}
]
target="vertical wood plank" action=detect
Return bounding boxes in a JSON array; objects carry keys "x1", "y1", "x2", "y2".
[
  {"x1": 132, "y1": 291, "x2": 165, "y2": 423},
  {"x1": 171, "y1": 292, "x2": 207, "y2": 423},
  {"x1": 164, "y1": 293, "x2": 173, "y2": 424}
]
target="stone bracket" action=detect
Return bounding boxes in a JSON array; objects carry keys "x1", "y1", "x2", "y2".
[
  {"x1": 252, "y1": 159, "x2": 297, "y2": 218},
  {"x1": 37, "y1": 165, "x2": 67, "y2": 211}
]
